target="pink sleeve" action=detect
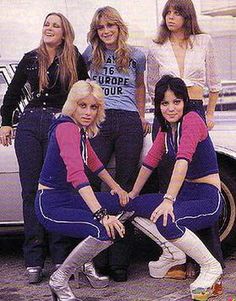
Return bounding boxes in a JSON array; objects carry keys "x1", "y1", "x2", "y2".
[
  {"x1": 56, "y1": 123, "x2": 90, "y2": 190},
  {"x1": 86, "y1": 139, "x2": 105, "y2": 174},
  {"x1": 177, "y1": 112, "x2": 208, "y2": 162},
  {"x1": 142, "y1": 130, "x2": 165, "y2": 170}
]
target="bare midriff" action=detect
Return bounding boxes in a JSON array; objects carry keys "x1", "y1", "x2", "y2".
[
  {"x1": 187, "y1": 86, "x2": 204, "y2": 100},
  {"x1": 38, "y1": 183, "x2": 54, "y2": 190},
  {"x1": 186, "y1": 173, "x2": 221, "y2": 190}
]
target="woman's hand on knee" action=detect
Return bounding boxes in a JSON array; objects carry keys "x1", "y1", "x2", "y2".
[
  {"x1": 110, "y1": 186, "x2": 129, "y2": 207},
  {"x1": 102, "y1": 215, "x2": 125, "y2": 239},
  {"x1": 150, "y1": 199, "x2": 175, "y2": 225}
]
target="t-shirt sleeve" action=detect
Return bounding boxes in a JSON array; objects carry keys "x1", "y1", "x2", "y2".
[
  {"x1": 142, "y1": 130, "x2": 165, "y2": 170},
  {"x1": 86, "y1": 139, "x2": 105, "y2": 174},
  {"x1": 177, "y1": 112, "x2": 208, "y2": 162},
  {"x1": 55, "y1": 123, "x2": 90, "y2": 190}
]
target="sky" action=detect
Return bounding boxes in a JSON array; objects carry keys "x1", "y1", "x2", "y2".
[{"x1": 0, "y1": 0, "x2": 235, "y2": 60}]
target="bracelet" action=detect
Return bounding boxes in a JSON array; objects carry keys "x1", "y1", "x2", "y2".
[
  {"x1": 163, "y1": 194, "x2": 176, "y2": 203},
  {"x1": 93, "y1": 208, "x2": 108, "y2": 221}
]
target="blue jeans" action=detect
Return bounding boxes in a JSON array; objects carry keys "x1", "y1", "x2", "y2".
[
  {"x1": 15, "y1": 107, "x2": 71, "y2": 267},
  {"x1": 89, "y1": 109, "x2": 143, "y2": 269},
  {"x1": 89, "y1": 109, "x2": 143, "y2": 191}
]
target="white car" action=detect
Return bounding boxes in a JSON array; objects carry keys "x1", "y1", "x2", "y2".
[{"x1": 1, "y1": 60, "x2": 236, "y2": 250}]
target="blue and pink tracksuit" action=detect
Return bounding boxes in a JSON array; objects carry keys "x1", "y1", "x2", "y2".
[
  {"x1": 35, "y1": 115, "x2": 122, "y2": 241},
  {"x1": 126, "y1": 111, "x2": 223, "y2": 240}
]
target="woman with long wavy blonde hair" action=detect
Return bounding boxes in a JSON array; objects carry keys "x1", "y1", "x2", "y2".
[
  {"x1": 82, "y1": 6, "x2": 151, "y2": 282},
  {"x1": 0, "y1": 12, "x2": 88, "y2": 284}
]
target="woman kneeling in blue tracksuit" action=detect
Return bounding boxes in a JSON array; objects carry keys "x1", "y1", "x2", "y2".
[
  {"x1": 127, "y1": 75, "x2": 223, "y2": 301},
  {"x1": 35, "y1": 80, "x2": 129, "y2": 301}
]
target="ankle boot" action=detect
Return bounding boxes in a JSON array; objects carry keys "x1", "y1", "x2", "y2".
[
  {"x1": 172, "y1": 228, "x2": 223, "y2": 301},
  {"x1": 49, "y1": 236, "x2": 112, "y2": 301},
  {"x1": 132, "y1": 217, "x2": 186, "y2": 279}
]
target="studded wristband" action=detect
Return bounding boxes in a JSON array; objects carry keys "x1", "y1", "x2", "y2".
[{"x1": 93, "y1": 208, "x2": 108, "y2": 222}]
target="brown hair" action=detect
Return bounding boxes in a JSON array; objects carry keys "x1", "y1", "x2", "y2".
[
  {"x1": 154, "y1": 0, "x2": 203, "y2": 45},
  {"x1": 87, "y1": 6, "x2": 131, "y2": 72},
  {"x1": 37, "y1": 12, "x2": 78, "y2": 92},
  {"x1": 62, "y1": 80, "x2": 105, "y2": 138}
]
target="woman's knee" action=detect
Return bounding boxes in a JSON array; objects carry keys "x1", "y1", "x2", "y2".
[{"x1": 156, "y1": 218, "x2": 181, "y2": 240}]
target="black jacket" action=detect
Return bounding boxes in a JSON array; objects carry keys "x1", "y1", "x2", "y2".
[{"x1": 1, "y1": 47, "x2": 89, "y2": 126}]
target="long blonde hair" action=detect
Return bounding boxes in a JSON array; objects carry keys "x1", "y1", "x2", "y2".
[
  {"x1": 87, "y1": 6, "x2": 131, "y2": 72},
  {"x1": 62, "y1": 80, "x2": 105, "y2": 138},
  {"x1": 37, "y1": 12, "x2": 78, "y2": 92},
  {"x1": 154, "y1": 0, "x2": 203, "y2": 46}
]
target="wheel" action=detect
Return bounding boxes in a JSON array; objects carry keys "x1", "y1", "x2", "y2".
[{"x1": 218, "y1": 161, "x2": 236, "y2": 246}]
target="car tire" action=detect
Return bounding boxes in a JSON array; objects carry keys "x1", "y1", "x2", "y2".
[{"x1": 218, "y1": 162, "x2": 236, "y2": 247}]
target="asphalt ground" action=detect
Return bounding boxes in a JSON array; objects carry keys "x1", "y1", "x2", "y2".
[{"x1": 1, "y1": 236, "x2": 236, "y2": 301}]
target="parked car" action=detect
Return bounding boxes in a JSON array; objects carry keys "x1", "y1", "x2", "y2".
[{"x1": 1, "y1": 60, "x2": 236, "y2": 250}]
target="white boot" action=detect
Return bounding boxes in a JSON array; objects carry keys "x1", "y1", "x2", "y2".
[
  {"x1": 173, "y1": 228, "x2": 223, "y2": 301},
  {"x1": 132, "y1": 217, "x2": 186, "y2": 279}
]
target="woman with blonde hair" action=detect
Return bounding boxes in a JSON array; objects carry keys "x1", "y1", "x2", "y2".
[
  {"x1": 82, "y1": 5, "x2": 151, "y2": 282},
  {"x1": 145, "y1": 0, "x2": 223, "y2": 288},
  {"x1": 35, "y1": 80, "x2": 130, "y2": 301},
  {"x1": 0, "y1": 12, "x2": 88, "y2": 283}
]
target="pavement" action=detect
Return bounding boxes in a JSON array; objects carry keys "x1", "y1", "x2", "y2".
[{"x1": 1, "y1": 237, "x2": 236, "y2": 301}]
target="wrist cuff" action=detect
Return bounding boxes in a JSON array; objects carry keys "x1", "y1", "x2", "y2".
[{"x1": 93, "y1": 208, "x2": 108, "y2": 222}]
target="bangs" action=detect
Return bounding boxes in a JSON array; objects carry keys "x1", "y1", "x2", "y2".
[
  {"x1": 96, "y1": 9, "x2": 119, "y2": 26},
  {"x1": 163, "y1": 1, "x2": 187, "y2": 18}
]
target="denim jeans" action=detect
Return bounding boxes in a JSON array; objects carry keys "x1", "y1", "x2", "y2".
[
  {"x1": 15, "y1": 107, "x2": 71, "y2": 267},
  {"x1": 89, "y1": 109, "x2": 143, "y2": 191},
  {"x1": 89, "y1": 109, "x2": 143, "y2": 270}
]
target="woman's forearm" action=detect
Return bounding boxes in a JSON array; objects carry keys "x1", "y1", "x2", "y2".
[
  {"x1": 165, "y1": 159, "x2": 188, "y2": 199},
  {"x1": 131, "y1": 166, "x2": 153, "y2": 196},
  {"x1": 98, "y1": 169, "x2": 121, "y2": 191},
  {"x1": 78, "y1": 186, "x2": 102, "y2": 213},
  {"x1": 206, "y1": 91, "x2": 219, "y2": 116},
  {"x1": 136, "y1": 73, "x2": 146, "y2": 118}
]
